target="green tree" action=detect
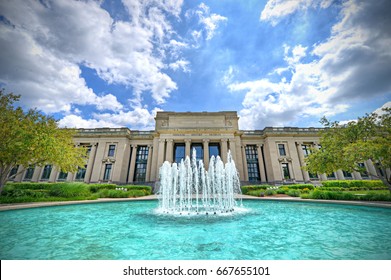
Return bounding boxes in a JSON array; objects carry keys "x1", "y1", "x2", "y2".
[
  {"x1": 0, "y1": 90, "x2": 87, "y2": 195},
  {"x1": 305, "y1": 108, "x2": 391, "y2": 192}
]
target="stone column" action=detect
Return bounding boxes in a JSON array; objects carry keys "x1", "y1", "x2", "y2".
[
  {"x1": 48, "y1": 166, "x2": 58, "y2": 183},
  {"x1": 85, "y1": 143, "x2": 98, "y2": 183},
  {"x1": 336, "y1": 170, "x2": 344, "y2": 180},
  {"x1": 228, "y1": 139, "x2": 236, "y2": 162},
  {"x1": 31, "y1": 166, "x2": 42, "y2": 182},
  {"x1": 156, "y1": 139, "x2": 166, "y2": 175},
  {"x1": 145, "y1": 145, "x2": 153, "y2": 182},
  {"x1": 203, "y1": 139, "x2": 209, "y2": 169},
  {"x1": 150, "y1": 137, "x2": 159, "y2": 181},
  {"x1": 221, "y1": 138, "x2": 228, "y2": 163},
  {"x1": 366, "y1": 159, "x2": 378, "y2": 179},
  {"x1": 128, "y1": 144, "x2": 138, "y2": 183},
  {"x1": 257, "y1": 144, "x2": 267, "y2": 182},
  {"x1": 166, "y1": 139, "x2": 174, "y2": 162},
  {"x1": 296, "y1": 142, "x2": 310, "y2": 182},
  {"x1": 185, "y1": 139, "x2": 191, "y2": 157},
  {"x1": 241, "y1": 145, "x2": 248, "y2": 181}
]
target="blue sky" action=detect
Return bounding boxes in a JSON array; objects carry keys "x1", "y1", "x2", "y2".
[{"x1": 1, "y1": 0, "x2": 390, "y2": 130}]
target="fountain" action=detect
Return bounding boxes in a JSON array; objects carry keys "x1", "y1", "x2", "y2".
[{"x1": 158, "y1": 149, "x2": 242, "y2": 215}]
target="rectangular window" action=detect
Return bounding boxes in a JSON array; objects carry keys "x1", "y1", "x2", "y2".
[
  {"x1": 58, "y1": 171, "x2": 68, "y2": 181},
  {"x1": 282, "y1": 163, "x2": 290, "y2": 179},
  {"x1": 358, "y1": 163, "x2": 368, "y2": 178},
  {"x1": 309, "y1": 172, "x2": 318, "y2": 179},
  {"x1": 245, "y1": 145, "x2": 260, "y2": 181},
  {"x1": 41, "y1": 165, "x2": 52, "y2": 180},
  {"x1": 278, "y1": 144, "x2": 286, "y2": 156},
  {"x1": 24, "y1": 165, "x2": 35, "y2": 180},
  {"x1": 191, "y1": 143, "x2": 203, "y2": 162},
  {"x1": 108, "y1": 144, "x2": 116, "y2": 157},
  {"x1": 133, "y1": 146, "x2": 149, "y2": 182},
  {"x1": 301, "y1": 144, "x2": 311, "y2": 157},
  {"x1": 376, "y1": 163, "x2": 384, "y2": 177},
  {"x1": 343, "y1": 170, "x2": 352, "y2": 179},
  {"x1": 103, "y1": 164, "x2": 112, "y2": 181},
  {"x1": 209, "y1": 143, "x2": 220, "y2": 158},
  {"x1": 75, "y1": 165, "x2": 87, "y2": 180},
  {"x1": 174, "y1": 144, "x2": 185, "y2": 163},
  {"x1": 8, "y1": 165, "x2": 19, "y2": 179}
]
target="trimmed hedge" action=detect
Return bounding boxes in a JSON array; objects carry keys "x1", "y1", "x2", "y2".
[
  {"x1": 302, "y1": 189, "x2": 391, "y2": 201},
  {"x1": 241, "y1": 185, "x2": 270, "y2": 195},
  {"x1": 1, "y1": 182, "x2": 152, "y2": 203},
  {"x1": 321, "y1": 180, "x2": 386, "y2": 189}
]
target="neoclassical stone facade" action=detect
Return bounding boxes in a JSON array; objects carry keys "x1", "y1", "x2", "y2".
[{"x1": 8, "y1": 111, "x2": 380, "y2": 186}]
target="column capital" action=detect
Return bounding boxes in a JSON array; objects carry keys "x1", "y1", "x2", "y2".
[
  {"x1": 131, "y1": 144, "x2": 138, "y2": 148},
  {"x1": 148, "y1": 144, "x2": 153, "y2": 148},
  {"x1": 184, "y1": 139, "x2": 191, "y2": 143},
  {"x1": 158, "y1": 139, "x2": 166, "y2": 143},
  {"x1": 221, "y1": 138, "x2": 228, "y2": 142},
  {"x1": 256, "y1": 144, "x2": 263, "y2": 148},
  {"x1": 166, "y1": 139, "x2": 174, "y2": 143},
  {"x1": 202, "y1": 138, "x2": 209, "y2": 143},
  {"x1": 296, "y1": 141, "x2": 303, "y2": 146}
]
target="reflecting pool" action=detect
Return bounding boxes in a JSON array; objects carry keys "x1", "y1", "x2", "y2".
[{"x1": 1, "y1": 200, "x2": 390, "y2": 259}]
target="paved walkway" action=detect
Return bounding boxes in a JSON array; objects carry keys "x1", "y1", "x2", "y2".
[{"x1": 1, "y1": 194, "x2": 390, "y2": 211}]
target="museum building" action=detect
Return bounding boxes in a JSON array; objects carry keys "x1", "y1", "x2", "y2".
[{"x1": 8, "y1": 111, "x2": 377, "y2": 187}]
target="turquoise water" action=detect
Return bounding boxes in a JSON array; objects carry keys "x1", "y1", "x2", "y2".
[{"x1": 1, "y1": 200, "x2": 391, "y2": 260}]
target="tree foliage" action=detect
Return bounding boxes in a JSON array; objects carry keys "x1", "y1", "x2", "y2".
[
  {"x1": 305, "y1": 108, "x2": 391, "y2": 191},
  {"x1": 0, "y1": 90, "x2": 86, "y2": 194}
]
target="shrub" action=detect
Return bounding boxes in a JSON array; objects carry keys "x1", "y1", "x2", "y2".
[
  {"x1": 286, "y1": 184, "x2": 315, "y2": 190},
  {"x1": 48, "y1": 183, "x2": 90, "y2": 198},
  {"x1": 321, "y1": 180, "x2": 386, "y2": 190},
  {"x1": 88, "y1": 184, "x2": 118, "y2": 192},
  {"x1": 241, "y1": 185, "x2": 269, "y2": 195},
  {"x1": 265, "y1": 189, "x2": 276, "y2": 196},
  {"x1": 247, "y1": 190, "x2": 265, "y2": 197},
  {"x1": 287, "y1": 190, "x2": 301, "y2": 197}
]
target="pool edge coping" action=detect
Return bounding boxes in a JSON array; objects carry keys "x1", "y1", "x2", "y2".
[{"x1": 1, "y1": 194, "x2": 391, "y2": 211}]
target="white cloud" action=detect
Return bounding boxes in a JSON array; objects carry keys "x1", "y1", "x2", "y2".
[
  {"x1": 169, "y1": 60, "x2": 190, "y2": 72},
  {"x1": 260, "y1": 0, "x2": 332, "y2": 26},
  {"x1": 186, "y1": 3, "x2": 228, "y2": 42},
  {"x1": 374, "y1": 101, "x2": 391, "y2": 116},
  {"x1": 59, "y1": 107, "x2": 161, "y2": 130},
  {"x1": 0, "y1": 0, "x2": 186, "y2": 118},
  {"x1": 232, "y1": 0, "x2": 391, "y2": 130}
]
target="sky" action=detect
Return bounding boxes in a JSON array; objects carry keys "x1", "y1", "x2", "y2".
[{"x1": 0, "y1": 0, "x2": 390, "y2": 130}]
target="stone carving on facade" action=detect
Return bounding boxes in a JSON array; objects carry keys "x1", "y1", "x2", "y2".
[{"x1": 278, "y1": 157, "x2": 292, "y2": 163}]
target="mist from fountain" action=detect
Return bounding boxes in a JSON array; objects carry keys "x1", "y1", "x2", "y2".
[{"x1": 158, "y1": 149, "x2": 242, "y2": 215}]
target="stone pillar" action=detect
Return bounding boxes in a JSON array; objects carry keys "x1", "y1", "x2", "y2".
[
  {"x1": 257, "y1": 144, "x2": 267, "y2": 182},
  {"x1": 156, "y1": 139, "x2": 166, "y2": 176},
  {"x1": 145, "y1": 145, "x2": 153, "y2": 182},
  {"x1": 228, "y1": 139, "x2": 236, "y2": 162},
  {"x1": 85, "y1": 143, "x2": 98, "y2": 183},
  {"x1": 128, "y1": 145, "x2": 138, "y2": 183},
  {"x1": 296, "y1": 142, "x2": 310, "y2": 182},
  {"x1": 185, "y1": 139, "x2": 191, "y2": 157},
  {"x1": 221, "y1": 138, "x2": 228, "y2": 163},
  {"x1": 241, "y1": 145, "x2": 248, "y2": 181},
  {"x1": 150, "y1": 137, "x2": 159, "y2": 181},
  {"x1": 353, "y1": 171, "x2": 362, "y2": 180},
  {"x1": 31, "y1": 166, "x2": 42, "y2": 182},
  {"x1": 48, "y1": 166, "x2": 58, "y2": 183},
  {"x1": 366, "y1": 159, "x2": 378, "y2": 179},
  {"x1": 336, "y1": 170, "x2": 344, "y2": 180},
  {"x1": 203, "y1": 139, "x2": 209, "y2": 169},
  {"x1": 166, "y1": 139, "x2": 174, "y2": 162}
]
